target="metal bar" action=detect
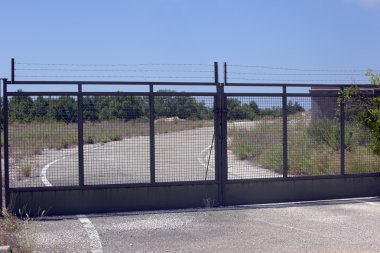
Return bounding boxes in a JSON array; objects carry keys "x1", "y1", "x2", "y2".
[
  {"x1": 7, "y1": 171, "x2": 380, "y2": 192},
  {"x1": 225, "y1": 82, "x2": 373, "y2": 87},
  {"x1": 221, "y1": 93, "x2": 227, "y2": 205},
  {"x1": 223, "y1": 93, "x2": 341, "y2": 97},
  {"x1": 282, "y1": 86, "x2": 288, "y2": 178},
  {"x1": 149, "y1": 84, "x2": 155, "y2": 184},
  {"x1": 9, "y1": 80, "x2": 373, "y2": 88},
  {"x1": 11, "y1": 58, "x2": 15, "y2": 83},
  {"x1": 0, "y1": 79, "x2": 2, "y2": 213},
  {"x1": 4, "y1": 91, "x2": 350, "y2": 97},
  {"x1": 8, "y1": 92, "x2": 218, "y2": 97},
  {"x1": 9, "y1": 180, "x2": 220, "y2": 192},
  {"x1": 3, "y1": 79, "x2": 9, "y2": 207},
  {"x1": 213, "y1": 92, "x2": 220, "y2": 199},
  {"x1": 220, "y1": 61, "x2": 228, "y2": 205},
  {"x1": 8, "y1": 92, "x2": 79, "y2": 96},
  {"x1": 224, "y1": 172, "x2": 380, "y2": 184},
  {"x1": 83, "y1": 92, "x2": 149, "y2": 96},
  {"x1": 213, "y1": 62, "x2": 222, "y2": 205},
  {"x1": 153, "y1": 92, "x2": 217, "y2": 96},
  {"x1": 77, "y1": 83, "x2": 84, "y2": 187},
  {"x1": 340, "y1": 87, "x2": 345, "y2": 175},
  {"x1": 224, "y1": 62, "x2": 227, "y2": 85},
  {"x1": 10, "y1": 81, "x2": 216, "y2": 86}
]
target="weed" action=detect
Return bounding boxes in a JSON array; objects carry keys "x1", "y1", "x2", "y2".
[
  {"x1": 229, "y1": 115, "x2": 380, "y2": 176},
  {"x1": 203, "y1": 197, "x2": 215, "y2": 208},
  {"x1": 21, "y1": 166, "x2": 32, "y2": 178},
  {"x1": 84, "y1": 134, "x2": 95, "y2": 144}
]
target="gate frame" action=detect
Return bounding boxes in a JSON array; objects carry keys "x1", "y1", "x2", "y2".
[{"x1": 2, "y1": 60, "x2": 380, "y2": 215}]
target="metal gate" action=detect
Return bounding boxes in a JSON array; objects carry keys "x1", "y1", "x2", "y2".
[{"x1": 1, "y1": 61, "x2": 380, "y2": 215}]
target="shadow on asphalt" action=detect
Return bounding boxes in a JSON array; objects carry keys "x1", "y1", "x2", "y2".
[{"x1": 37, "y1": 196, "x2": 380, "y2": 222}]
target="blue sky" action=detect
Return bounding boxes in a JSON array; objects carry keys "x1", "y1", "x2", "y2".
[{"x1": 1, "y1": 0, "x2": 380, "y2": 91}]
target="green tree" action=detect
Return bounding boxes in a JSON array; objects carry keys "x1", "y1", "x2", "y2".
[
  {"x1": 227, "y1": 98, "x2": 245, "y2": 120},
  {"x1": 154, "y1": 90, "x2": 211, "y2": 119},
  {"x1": 340, "y1": 70, "x2": 380, "y2": 154},
  {"x1": 287, "y1": 101, "x2": 305, "y2": 115},
  {"x1": 48, "y1": 96, "x2": 77, "y2": 123},
  {"x1": 30, "y1": 96, "x2": 49, "y2": 120},
  {"x1": 83, "y1": 96, "x2": 98, "y2": 121},
  {"x1": 227, "y1": 98, "x2": 260, "y2": 120},
  {"x1": 94, "y1": 96, "x2": 113, "y2": 120},
  {"x1": 9, "y1": 90, "x2": 34, "y2": 122}
]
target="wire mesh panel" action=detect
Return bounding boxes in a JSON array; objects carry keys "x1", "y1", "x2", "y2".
[
  {"x1": 288, "y1": 96, "x2": 340, "y2": 176},
  {"x1": 154, "y1": 95, "x2": 215, "y2": 182},
  {"x1": 8, "y1": 95, "x2": 79, "y2": 188},
  {"x1": 344, "y1": 122, "x2": 380, "y2": 174},
  {"x1": 227, "y1": 96, "x2": 283, "y2": 179},
  {"x1": 344, "y1": 94, "x2": 380, "y2": 174},
  {"x1": 83, "y1": 96, "x2": 150, "y2": 185}
]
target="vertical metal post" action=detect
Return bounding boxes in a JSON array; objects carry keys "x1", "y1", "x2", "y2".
[
  {"x1": 0, "y1": 79, "x2": 3, "y2": 213},
  {"x1": 340, "y1": 87, "x2": 345, "y2": 175},
  {"x1": 77, "y1": 83, "x2": 84, "y2": 187},
  {"x1": 221, "y1": 62, "x2": 228, "y2": 205},
  {"x1": 224, "y1": 62, "x2": 227, "y2": 85},
  {"x1": 213, "y1": 62, "x2": 223, "y2": 205},
  {"x1": 3, "y1": 79, "x2": 9, "y2": 207},
  {"x1": 149, "y1": 84, "x2": 155, "y2": 184},
  {"x1": 282, "y1": 85, "x2": 288, "y2": 177},
  {"x1": 11, "y1": 58, "x2": 15, "y2": 83}
]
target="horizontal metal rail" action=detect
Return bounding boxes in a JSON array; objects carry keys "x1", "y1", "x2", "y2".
[
  {"x1": 225, "y1": 172, "x2": 380, "y2": 184},
  {"x1": 9, "y1": 180, "x2": 219, "y2": 192},
  {"x1": 9, "y1": 172, "x2": 380, "y2": 192},
  {"x1": 7, "y1": 91, "x2": 218, "y2": 97},
  {"x1": 224, "y1": 93, "x2": 342, "y2": 97},
  {"x1": 9, "y1": 81, "x2": 217, "y2": 86},
  {"x1": 225, "y1": 82, "x2": 374, "y2": 87}
]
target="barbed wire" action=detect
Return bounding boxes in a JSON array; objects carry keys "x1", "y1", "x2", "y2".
[{"x1": 229, "y1": 64, "x2": 377, "y2": 73}]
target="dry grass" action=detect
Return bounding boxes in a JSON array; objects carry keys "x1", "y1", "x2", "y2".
[
  {"x1": 20, "y1": 166, "x2": 32, "y2": 178},
  {"x1": 229, "y1": 114, "x2": 380, "y2": 176},
  {"x1": 0, "y1": 209, "x2": 35, "y2": 253}
]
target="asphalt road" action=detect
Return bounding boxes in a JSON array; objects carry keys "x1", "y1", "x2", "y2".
[
  {"x1": 11, "y1": 124, "x2": 278, "y2": 188},
  {"x1": 28, "y1": 197, "x2": 380, "y2": 253}
]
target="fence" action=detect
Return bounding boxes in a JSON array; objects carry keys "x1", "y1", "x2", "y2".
[{"x1": 1, "y1": 61, "x2": 380, "y2": 215}]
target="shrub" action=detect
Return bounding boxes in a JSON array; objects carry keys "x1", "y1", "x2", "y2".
[{"x1": 307, "y1": 118, "x2": 355, "y2": 151}]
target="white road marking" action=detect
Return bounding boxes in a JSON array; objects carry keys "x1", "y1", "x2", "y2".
[
  {"x1": 197, "y1": 144, "x2": 244, "y2": 179},
  {"x1": 77, "y1": 215, "x2": 103, "y2": 253},
  {"x1": 41, "y1": 159, "x2": 59, "y2": 186},
  {"x1": 40, "y1": 146, "x2": 104, "y2": 253},
  {"x1": 40, "y1": 144, "x2": 102, "y2": 187},
  {"x1": 197, "y1": 145, "x2": 213, "y2": 172}
]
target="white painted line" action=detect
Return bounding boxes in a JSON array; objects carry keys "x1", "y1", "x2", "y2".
[
  {"x1": 198, "y1": 144, "x2": 243, "y2": 179},
  {"x1": 197, "y1": 145, "x2": 213, "y2": 171},
  {"x1": 40, "y1": 145, "x2": 104, "y2": 253},
  {"x1": 40, "y1": 144, "x2": 102, "y2": 187},
  {"x1": 40, "y1": 159, "x2": 60, "y2": 187},
  {"x1": 77, "y1": 215, "x2": 103, "y2": 253}
]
